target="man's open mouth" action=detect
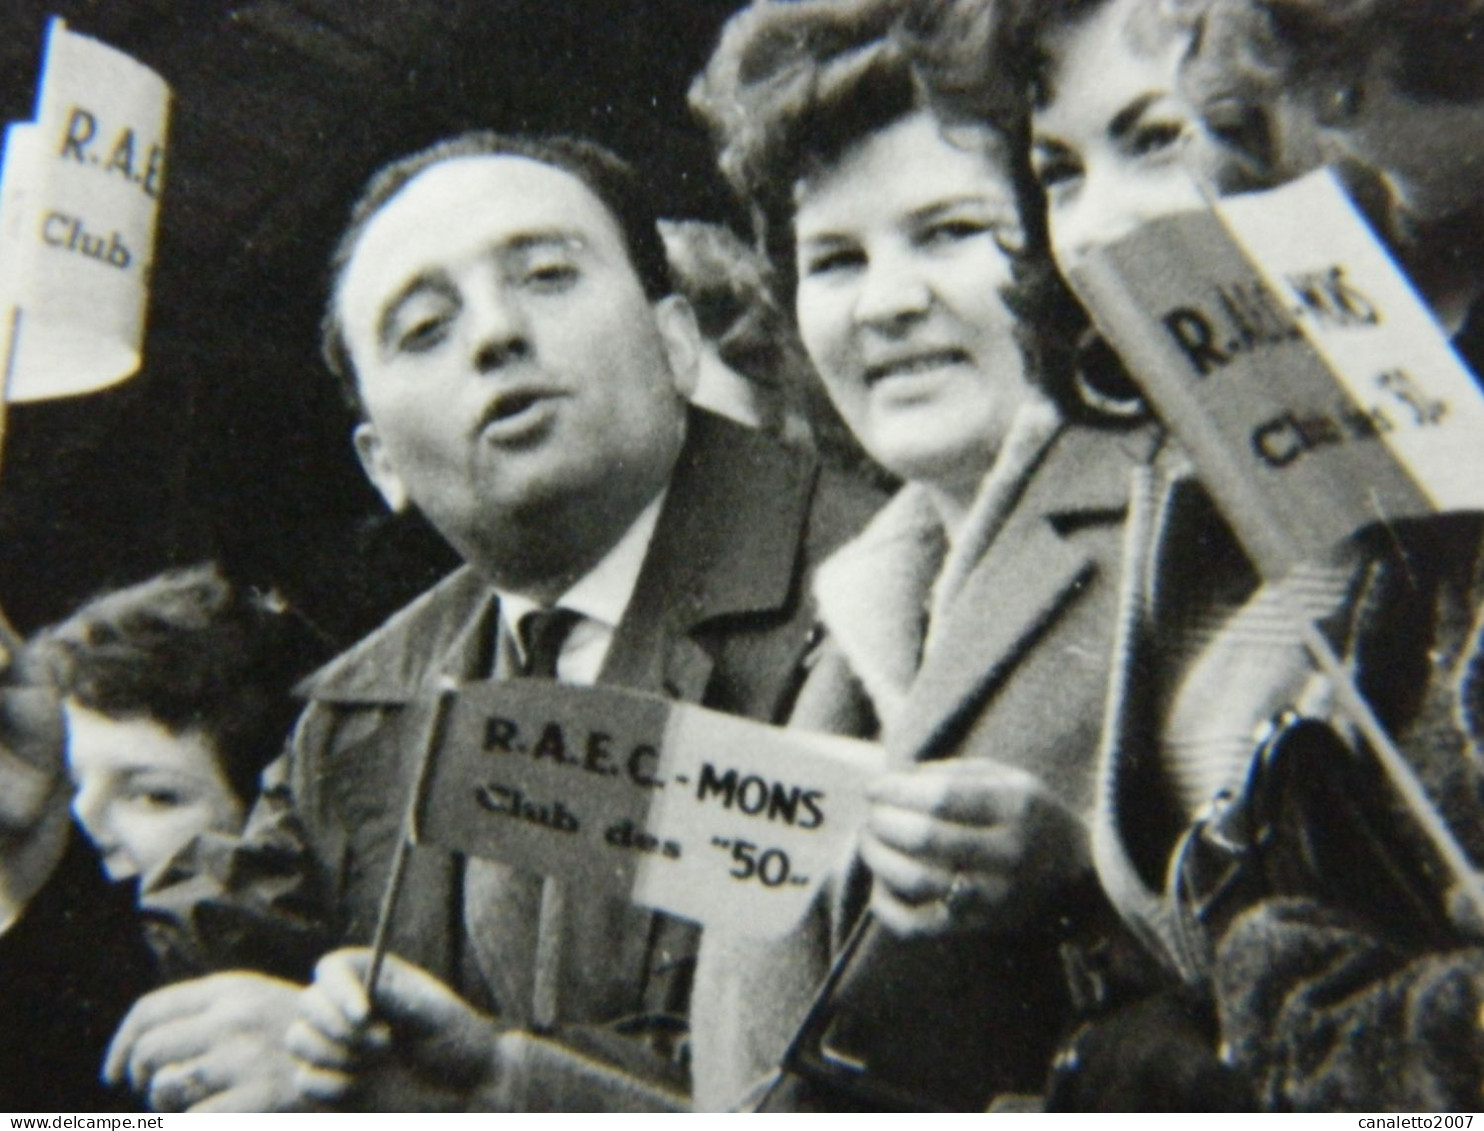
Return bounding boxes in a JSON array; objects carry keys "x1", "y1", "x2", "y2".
[{"x1": 477, "y1": 388, "x2": 566, "y2": 441}]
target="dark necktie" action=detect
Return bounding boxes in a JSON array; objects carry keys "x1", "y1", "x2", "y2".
[{"x1": 517, "y1": 606, "x2": 580, "y2": 679}]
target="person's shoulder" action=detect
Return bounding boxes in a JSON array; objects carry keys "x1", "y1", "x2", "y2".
[
  {"x1": 295, "y1": 565, "x2": 490, "y2": 702},
  {"x1": 1019, "y1": 415, "x2": 1169, "y2": 521},
  {"x1": 675, "y1": 407, "x2": 886, "y2": 564},
  {"x1": 806, "y1": 459, "x2": 889, "y2": 563}
]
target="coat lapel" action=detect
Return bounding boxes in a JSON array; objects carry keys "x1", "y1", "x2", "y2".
[
  {"x1": 888, "y1": 425, "x2": 1149, "y2": 763},
  {"x1": 889, "y1": 510, "x2": 1095, "y2": 761},
  {"x1": 588, "y1": 410, "x2": 823, "y2": 1010},
  {"x1": 601, "y1": 409, "x2": 815, "y2": 704}
]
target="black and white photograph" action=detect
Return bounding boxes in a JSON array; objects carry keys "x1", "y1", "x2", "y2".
[{"x1": 2, "y1": 0, "x2": 1484, "y2": 1115}]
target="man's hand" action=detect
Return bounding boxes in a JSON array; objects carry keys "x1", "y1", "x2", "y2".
[
  {"x1": 860, "y1": 759, "x2": 1089, "y2": 937},
  {"x1": 104, "y1": 972, "x2": 307, "y2": 1112},
  {"x1": 286, "y1": 948, "x2": 505, "y2": 1112}
]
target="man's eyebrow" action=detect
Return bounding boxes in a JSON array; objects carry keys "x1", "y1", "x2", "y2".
[
  {"x1": 377, "y1": 271, "x2": 455, "y2": 350},
  {"x1": 1109, "y1": 92, "x2": 1164, "y2": 141}
]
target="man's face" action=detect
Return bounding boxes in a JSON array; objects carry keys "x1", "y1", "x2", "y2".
[{"x1": 337, "y1": 155, "x2": 693, "y2": 588}]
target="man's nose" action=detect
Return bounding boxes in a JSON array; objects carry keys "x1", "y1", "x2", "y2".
[
  {"x1": 467, "y1": 284, "x2": 530, "y2": 373},
  {"x1": 853, "y1": 252, "x2": 932, "y2": 332}
]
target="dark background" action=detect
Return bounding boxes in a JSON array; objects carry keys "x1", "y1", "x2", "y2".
[{"x1": 0, "y1": 0, "x2": 744, "y2": 643}]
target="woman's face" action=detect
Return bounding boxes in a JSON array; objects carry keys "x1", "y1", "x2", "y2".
[
  {"x1": 65, "y1": 701, "x2": 244, "y2": 882},
  {"x1": 793, "y1": 110, "x2": 1035, "y2": 498},
  {"x1": 1029, "y1": 0, "x2": 1214, "y2": 275}
]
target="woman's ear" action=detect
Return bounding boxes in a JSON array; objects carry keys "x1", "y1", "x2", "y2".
[
  {"x1": 352, "y1": 423, "x2": 410, "y2": 513},
  {"x1": 653, "y1": 294, "x2": 703, "y2": 399}
]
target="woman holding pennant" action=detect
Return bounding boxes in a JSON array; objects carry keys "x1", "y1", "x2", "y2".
[
  {"x1": 941, "y1": 0, "x2": 1484, "y2": 1111},
  {"x1": 1173, "y1": 0, "x2": 1484, "y2": 1111},
  {"x1": 683, "y1": 0, "x2": 1252, "y2": 1111}
]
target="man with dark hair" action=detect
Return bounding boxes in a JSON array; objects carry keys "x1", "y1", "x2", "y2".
[{"x1": 102, "y1": 131, "x2": 877, "y2": 1111}]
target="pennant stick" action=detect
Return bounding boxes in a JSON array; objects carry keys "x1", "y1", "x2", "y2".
[
  {"x1": 0, "y1": 309, "x2": 26, "y2": 656},
  {"x1": 756, "y1": 910, "x2": 875, "y2": 1111},
  {"x1": 0, "y1": 307, "x2": 20, "y2": 484},
  {"x1": 1302, "y1": 622, "x2": 1484, "y2": 923},
  {"x1": 364, "y1": 684, "x2": 456, "y2": 1000}
]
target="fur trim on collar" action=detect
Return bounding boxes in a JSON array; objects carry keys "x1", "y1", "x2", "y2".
[{"x1": 812, "y1": 401, "x2": 1064, "y2": 733}]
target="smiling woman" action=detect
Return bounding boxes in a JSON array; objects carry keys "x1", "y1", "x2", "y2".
[
  {"x1": 685, "y1": 0, "x2": 1205, "y2": 1112},
  {"x1": 793, "y1": 111, "x2": 1036, "y2": 510},
  {"x1": 64, "y1": 705, "x2": 242, "y2": 883}
]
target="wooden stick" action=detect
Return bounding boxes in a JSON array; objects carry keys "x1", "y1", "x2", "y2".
[
  {"x1": 1302, "y1": 622, "x2": 1484, "y2": 923},
  {"x1": 0, "y1": 306, "x2": 20, "y2": 487},
  {"x1": 756, "y1": 910, "x2": 875, "y2": 1110},
  {"x1": 364, "y1": 685, "x2": 455, "y2": 1000}
]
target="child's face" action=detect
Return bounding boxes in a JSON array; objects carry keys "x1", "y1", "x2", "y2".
[{"x1": 65, "y1": 701, "x2": 244, "y2": 882}]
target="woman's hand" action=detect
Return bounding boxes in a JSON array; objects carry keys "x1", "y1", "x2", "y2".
[{"x1": 859, "y1": 759, "x2": 1089, "y2": 937}]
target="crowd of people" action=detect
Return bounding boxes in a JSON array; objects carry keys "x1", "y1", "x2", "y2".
[{"x1": 3, "y1": 0, "x2": 1484, "y2": 1112}]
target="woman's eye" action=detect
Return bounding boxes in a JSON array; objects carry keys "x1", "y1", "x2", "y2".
[
  {"x1": 802, "y1": 248, "x2": 864, "y2": 277},
  {"x1": 125, "y1": 785, "x2": 185, "y2": 809},
  {"x1": 1032, "y1": 151, "x2": 1082, "y2": 191},
  {"x1": 1130, "y1": 120, "x2": 1188, "y2": 158},
  {"x1": 921, "y1": 219, "x2": 990, "y2": 247}
]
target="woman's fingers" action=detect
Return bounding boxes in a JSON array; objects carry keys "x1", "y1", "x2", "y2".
[
  {"x1": 866, "y1": 801, "x2": 1025, "y2": 871},
  {"x1": 867, "y1": 761, "x2": 1038, "y2": 825},
  {"x1": 859, "y1": 827, "x2": 955, "y2": 904},
  {"x1": 858, "y1": 761, "x2": 1089, "y2": 936}
]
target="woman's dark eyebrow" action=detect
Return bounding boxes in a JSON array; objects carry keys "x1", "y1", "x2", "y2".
[
  {"x1": 116, "y1": 764, "x2": 184, "y2": 783},
  {"x1": 909, "y1": 195, "x2": 1003, "y2": 223},
  {"x1": 501, "y1": 231, "x2": 587, "y2": 256},
  {"x1": 1109, "y1": 92, "x2": 1164, "y2": 141},
  {"x1": 795, "y1": 230, "x2": 853, "y2": 251}
]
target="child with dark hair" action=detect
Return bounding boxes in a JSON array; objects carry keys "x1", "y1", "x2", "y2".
[{"x1": 31, "y1": 564, "x2": 328, "y2": 885}]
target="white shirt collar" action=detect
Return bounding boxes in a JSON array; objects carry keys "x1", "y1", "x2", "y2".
[{"x1": 497, "y1": 488, "x2": 667, "y2": 675}]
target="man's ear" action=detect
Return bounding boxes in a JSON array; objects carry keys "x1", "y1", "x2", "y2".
[
  {"x1": 653, "y1": 294, "x2": 703, "y2": 399},
  {"x1": 353, "y1": 422, "x2": 410, "y2": 513}
]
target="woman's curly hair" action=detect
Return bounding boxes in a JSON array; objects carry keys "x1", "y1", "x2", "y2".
[
  {"x1": 1184, "y1": 0, "x2": 1484, "y2": 109},
  {"x1": 690, "y1": 0, "x2": 1108, "y2": 424}
]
